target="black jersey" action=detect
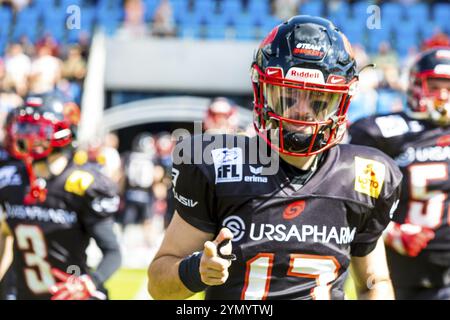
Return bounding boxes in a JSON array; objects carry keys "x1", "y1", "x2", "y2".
[
  {"x1": 172, "y1": 134, "x2": 402, "y2": 300},
  {"x1": 0, "y1": 157, "x2": 120, "y2": 300},
  {"x1": 350, "y1": 112, "x2": 450, "y2": 288}
]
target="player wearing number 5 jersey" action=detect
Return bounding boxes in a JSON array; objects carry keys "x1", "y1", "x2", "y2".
[
  {"x1": 148, "y1": 16, "x2": 402, "y2": 300},
  {"x1": 349, "y1": 48, "x2": 450, "y2": 299},
  {"x1": 0, "y1": 93, "x2": 121, "y2": 300}
]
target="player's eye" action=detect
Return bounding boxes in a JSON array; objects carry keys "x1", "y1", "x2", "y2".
[{"x1": 311, "y1": 100, "x2": 328, "y2": 113}]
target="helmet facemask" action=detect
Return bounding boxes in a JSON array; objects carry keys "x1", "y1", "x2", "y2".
[{"x1": 252, "y1": 64, "x2": 356, "y2": 156}]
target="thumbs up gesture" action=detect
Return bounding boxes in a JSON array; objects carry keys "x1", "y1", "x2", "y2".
[{"x1": 200, "y1": 228, "x2": 234, "y2": 286}]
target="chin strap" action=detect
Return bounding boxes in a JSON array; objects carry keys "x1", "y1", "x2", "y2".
[{"x1": 23, "y1": 156, "x2": 48, "y2": 205}]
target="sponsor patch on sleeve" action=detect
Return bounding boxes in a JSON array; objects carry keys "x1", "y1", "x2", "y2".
[
  {"x1": 64, "y1": 170, "x2": 95, "y2": 196},
  {"x1": 354, "y1": 156, "x2": 385, "y2": 199}
]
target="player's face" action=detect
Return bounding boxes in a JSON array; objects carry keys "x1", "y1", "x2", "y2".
[
  {"x1": 424, "y1": 77, "x2": 450, "y2": 124},
  {"x1": 11, "y1": 119, "x2": 54, "y2": 159},
  {"x1": 264, "y1": 84, "x2": 342, "y2": 133}
]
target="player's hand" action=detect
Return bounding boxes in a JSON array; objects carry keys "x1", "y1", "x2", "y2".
[
  {"x1": 200, "y1": 227, "x2": 234, "y2": 286},
  {"x1": 49, "y1": 268, "x2": 106, "y2": 300},
  {"x1": 386, "y1": 223, "x2": 435, "y2": 257}
]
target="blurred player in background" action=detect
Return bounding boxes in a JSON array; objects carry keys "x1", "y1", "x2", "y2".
[
  {"x1": 120, "y1": 132, "x2": 156, "y2": 247},
  {"x1": 148, "y1": 16, "x2": 402, "y2": 300},
  {"x1": 203, "y1": 97, "x2": 239, "y2": 134},
  {"x1": 152, "y1": 132, "x2": 175, "y2": 229},
  {"x1": 0, "y1": 92, "x2": 121, "y2": 300},
  {"x1": 349, "y1": 47, "x2": 450, "y2": 300}
]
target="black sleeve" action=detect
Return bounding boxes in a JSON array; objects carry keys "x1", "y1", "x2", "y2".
[
  {"x1": 81, "y1": 166, "x2": 121, "y2": 219},
  {"x1": 348, "y1": 119, "x2": 380, "y2": 149},
  {"x1": 172, "y1": 161, "x2": 217, "y2": 233},
  {"x1": 85, "y1": 217, "x2": 121, "y2": 287},
  {"x1": 351, "y1": 168, "x2": 402, "y2": 257}
]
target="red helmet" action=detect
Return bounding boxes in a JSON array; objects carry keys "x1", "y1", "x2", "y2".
[
  {"x1": 4, "y1": 93, "x2": 80, "y2": 204},
  {"x1": 252, "y1": 16, "x2": 358, "y2": 157},
  {"x1": 203, "y1": 97, "x2": 238, "y2": 133},
  {"x1": 5, "y1": 93, "x2": 79, "y2": 161},
  {"x1": 407, "y1": 47, "x2": 450, "y2": 125}
]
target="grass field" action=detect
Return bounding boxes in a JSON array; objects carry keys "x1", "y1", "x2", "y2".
[{"x1": 105, "y1": 268, "x2": 356, "y2": 300}]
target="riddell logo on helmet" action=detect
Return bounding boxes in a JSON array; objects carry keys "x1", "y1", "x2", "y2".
[
  {"x1": 286, "y1": 67, "x2": 325, "y2": 84},
  {"x1": 293, "y1": 43, "x2": 324, "y2": 57}
]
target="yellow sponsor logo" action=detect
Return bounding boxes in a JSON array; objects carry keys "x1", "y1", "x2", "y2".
[
  {"x1": 354, "y1": 156, "x2": 385, "y2": 199},
  {"x1": 64, "y1": 170, "x2": 94, "y2": 196}
]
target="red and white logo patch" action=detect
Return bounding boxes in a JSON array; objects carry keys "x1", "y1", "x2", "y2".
[
  {"x1": 265, "y1": 67, "x2": 283, "y2": 78},
  {"x1": 326, "y1": 75, "x2": 346, "y2": 84},
  {"x1": 293, "y1": 43, "x2": 325, "y2": 57},
  {"x1": 285, "y1": 67, "x2": 325, "y2": 84}
]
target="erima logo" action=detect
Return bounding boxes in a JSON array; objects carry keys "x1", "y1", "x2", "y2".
[
  {"x1": 0, "y1": 166, "x2": 22, "y2": 189},
  {"x1": 212, "y1": 148, "x2": 243, "y2": 183},
  {"x1": 245, "y1": 166, "x2": 268, "y2": 183},
  {"x1": 249, "y1": 166, "x2": 262, "y2": 175}
]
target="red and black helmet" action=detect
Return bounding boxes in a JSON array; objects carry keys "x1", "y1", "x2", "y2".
[
  {"x1": 251, "y1": 15, "x2": 358, "y2": 157},
  {"x1": 5, "y1": 92, "x2": 80, "y2": 161},
  {"x1": 407, "y1": 47, "x2": 450, "y2": 125}
]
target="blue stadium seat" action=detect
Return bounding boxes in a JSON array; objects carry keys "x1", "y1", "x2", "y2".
[
  {"x1": 227, "y1": 12, "x2": 255, "y2": 27},
  {"x1": 0, "y1": 36, "x2": 6, "y2": 55},
  {"x1": 366, "y1": 26, "x2": 392, "y2": 53},
  {"x1": 203, "y1": 13, "x2": 229, "y2": 28},
  {"x1": 0, "y1": 7, "x2": 12, "y2": 39},
  {"x1": 13, "y1": 8, "x2": 40, "y2": 42},
  {"x1": 404, "y1": 3, "x2": 429, "y2": 21},
  {"x1": 298, "y1": 1, "x2": 323, "y2": 16},
  {"x1": 433, "y1": 3, "x2": 450, "y2": 26},
  {"x1": 62, "y1": 0, "x2": 82, "y2": 8},
  {"x1": 194, "y1": 0, "x2": 216, "y2": 14},
  {"x1": 327, "y1": 1, "x2": 350, "y2": 26},
  {"x1": 172, "y1": 0, "x2": 194, "y2": 24},
  {"x1": 418, "y1": 21, "x2": 441, "y2": 40},
  {"x1": 42, "y1": 12, "x2": 66, "y2": 43},
  {"x1": 247, "y1": 0, "x2": 270, "y2": 16},
  {"x1": 336, "y1": 17, "x2": 367, "y2": 46},
  {"x1": 220, "y1": 0, "x2": 243, "y2": 16},
  {"x1": 352, "y1": 0, "x2": 373, "y2": 19},
  {"x1": 205, "y1": 25, "x2": 227, "y2": 40},
  {"x1": 33, "y1": 0, "x2": 55, "y2": 13},
  {"x1": 144, "y1": 0, "x2": 160, "y2": 22},
  {"x1": 234, "y1": 24, "x2": 256, "y2": 41},
  {"x1": 381, "y1": 2, "x2": 403, "y2": 20},
  {"x1": 97, "y1": 6, "x2": 122, "y2": 36},
  {"x1": 178, "y1": 25, "x2": 202, "y2": 39}
]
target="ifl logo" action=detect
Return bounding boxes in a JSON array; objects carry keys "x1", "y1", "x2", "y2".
[{"x1": 212, "y1": 148, "x2": 243, "y2": 183}]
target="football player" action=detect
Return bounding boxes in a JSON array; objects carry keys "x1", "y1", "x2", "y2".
[
  {"x1": 148, "y1": 16, "x2": 402, "y2": 300},
  {"x1": 0, "y1": 93, "x2": 121, "y2": 300},
  {"x1": 203, "y1": 97, "x2": 239, "y2": 134},
  {"x1": 349, "y1": 47, "x2": 450, "y2": 299}
]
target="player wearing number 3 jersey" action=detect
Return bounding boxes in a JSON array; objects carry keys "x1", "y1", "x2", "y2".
[
  {"x1": 148, "y1": 16, "x2": 402, "y2": 300},
  {"x1": 349, "y1": 48, "x2": 450, "y2": 299},
  {"x1": 0, "y1": 93, "x2": 121, "y2": 300}
]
